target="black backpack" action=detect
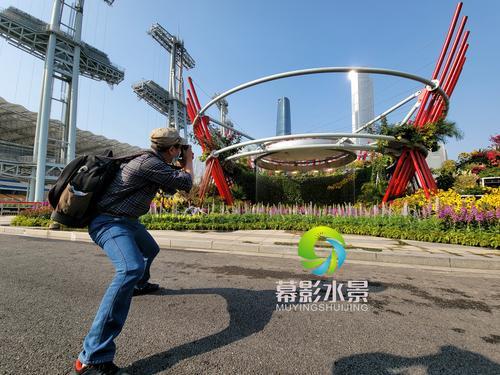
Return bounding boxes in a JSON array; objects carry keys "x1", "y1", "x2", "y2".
[{"x1": 48, "y1": 150, "x2": 152, "y2": 228}]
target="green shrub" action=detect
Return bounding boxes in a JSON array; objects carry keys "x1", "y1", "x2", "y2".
[
  {"x1": 11, "y1": 209, "x2": 498, "y2": 249},
  {"x1": 18, "y1": 206, "x2": 52, "y2": 219},
  {"x1": 139, "y1": 214, "x2": 499, "y2": 249},
  {"x1": 11, "y1": 216, "x2": 51, "y2": 227},
  {"x1": 238, "y1": 167, "x2": 371, "y2": 205}
]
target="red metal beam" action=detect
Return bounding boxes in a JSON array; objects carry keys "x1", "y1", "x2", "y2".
[
  {"x1": 392, "y1": 151, "x2": 410, "y2": 195},
  {"x1": 186, "y1": 77, "x2": 234, "y2": 205},
  {"x1": 414, "y1": 2, "x2": 463, "y2": 126},
  {"x1": 414, "y1": 150, "x2": 436, "y2": 191},
  {"x1": 409, "y1": 150, "x2": 430, "y2": 198},
  {"x1": 383, "y1": 3, "x2": 469, "y2": 203},
  {"x1": 394, "y1": 156, "x2": 414, "y2": 196},
  {"x1": 429, "y1": 40, "x2": 468, "y2": 122},
  {"x1": 421, "y1": 20, "x2": 468, "y2": 125},
  {"x1": 187, "y1": 77, "x2": 203, "y2": 114},
  {"x1": 382, "y1": 149, "x2": 409, "y2": 203},
  {"x1": 432, "y1": 2, "x2": 463, "y2": 80},
  {"x1": 395, "y1": 166, "x2": 413, "y2": 196},
  {"x1": 439, "y1": 16, "x2": 468, "y2": 85},
  {"x1": 447, "y1": 55, "x2": 466, "y2": 97}
]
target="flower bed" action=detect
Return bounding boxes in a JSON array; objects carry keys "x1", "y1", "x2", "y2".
[
  {"x1": 139, "y1": 214, "x2": 499, "y2": 248},
  {"x1": 390, "y1": 187, "x2": 500, "y2": 230},
  {"x1": 10, "y1": 192, "x2": 500, "y2": 249}
]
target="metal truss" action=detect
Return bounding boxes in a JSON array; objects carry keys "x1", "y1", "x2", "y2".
[
  {"x1": 132, "y1": 80, "x2": 170, "y2": 115},
  {"x1": 0, "y1": 159, "x2": 63, "y2": 182},
  {"x1": 149, "y1": 23, "x2": 195, "y2": 69},
  {"x1": 0, "y1": 6, "x2": 124, "y2": 85},
  {"x1": 136, "y1": 23, "x2": 195, "y2": 137},
  {"x1": 0, "y1": 1, "x2": 123, "y2": 201}
]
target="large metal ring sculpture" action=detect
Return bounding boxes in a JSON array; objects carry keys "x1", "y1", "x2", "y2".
[
  {"x1": 203, "y1": 67, "x2": 447, "y2": 171},
  {"x1": 186, "y1": 2, "x2": 468, "y2": 204}
]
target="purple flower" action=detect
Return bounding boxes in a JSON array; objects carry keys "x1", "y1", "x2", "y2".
[
  {"x1": 438, "y1": 205, "x2": 454, "y2": 219},
  {"x1": 485, "y1": 211, "x2": 494, "y2": 220}
]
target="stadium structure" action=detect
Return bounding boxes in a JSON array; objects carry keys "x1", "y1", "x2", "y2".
[
  {"x1": 0, "y1": 96, "x2": 141, "y2": 200},
  {"x1": 0, "y1": 1, "x2": 124, "y2": 201}
]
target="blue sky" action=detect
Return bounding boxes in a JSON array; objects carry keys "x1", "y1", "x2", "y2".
[{"x1": 0, "y1": 0, "x2": 498, "y2": 160}]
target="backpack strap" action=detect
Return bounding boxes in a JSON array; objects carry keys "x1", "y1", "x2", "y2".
[{"x1": 112, "y1": 149, "x2": 155, "y2": 161}]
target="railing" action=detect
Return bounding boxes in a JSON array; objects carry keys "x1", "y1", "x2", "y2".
[{"x1": 0, "y1": 201, "x2": 49, "y2": 215}]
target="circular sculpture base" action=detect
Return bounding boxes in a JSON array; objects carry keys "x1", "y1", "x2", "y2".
[{"x1": 255, "y1": 138, "x2": 358, "y2": 172}]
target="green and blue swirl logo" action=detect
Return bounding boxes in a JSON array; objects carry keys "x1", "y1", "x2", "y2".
[{"x1": 298, "y1": 226, "x2": 346, "y2": 276}]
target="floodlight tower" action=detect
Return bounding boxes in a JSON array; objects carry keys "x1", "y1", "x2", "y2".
[
  {"x1": 214, "y1": 94, "x2": 228, "y2": 125},
  {"x1": 213, "y1": 93, "x2": 234, "y2": 137},
  {"x1": 148, "y1": 23, "x2": 195, "y2": 138},
  {"x1": 0, "y1": 0, "x2": 124, "y2": 201}
]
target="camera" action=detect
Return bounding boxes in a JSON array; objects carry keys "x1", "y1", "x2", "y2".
[{"x1": 178, "y1": 144, "x2": 190, "y2": 162}]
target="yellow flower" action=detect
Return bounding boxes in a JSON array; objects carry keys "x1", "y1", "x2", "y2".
[{"x1": 390, "y1": 188, "x2": 500, "y2": 213}]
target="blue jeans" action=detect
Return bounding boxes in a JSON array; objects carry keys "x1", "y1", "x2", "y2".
[{"x1": 78, "y1": 214, "x2": 160, "y2": 364}]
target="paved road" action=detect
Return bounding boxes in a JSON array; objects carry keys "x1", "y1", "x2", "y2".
[{"x1": 1, "y1": 234, "x2": 499, "y2": 374}]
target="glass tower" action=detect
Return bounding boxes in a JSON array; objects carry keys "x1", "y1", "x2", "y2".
[
  {"x1": 276, "y1": 97, "x2": 291, "y2": 136},
  {"x1": 349, "y1": 72, "x2": 374, "y2": 145}
]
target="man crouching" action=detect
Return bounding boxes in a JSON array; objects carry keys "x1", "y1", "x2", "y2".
[{"x1": 72, "y1": 128, "x2": 193, "y2": 374}]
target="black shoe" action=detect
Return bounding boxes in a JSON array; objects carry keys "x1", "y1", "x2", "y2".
[
  {"x1": 133, "y1": 282, "x2": 160, "y2": 296},
  {"x1": 73, "y1": 359, "x2": 128, "y2": 374}
]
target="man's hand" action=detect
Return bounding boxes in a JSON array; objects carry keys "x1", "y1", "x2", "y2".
[
  {"x1": 179, "y1": 146, "x2": 194, "y2": 167},
  {"x1": 180, "y1": 146, "x2": 195, "y2": 182}
]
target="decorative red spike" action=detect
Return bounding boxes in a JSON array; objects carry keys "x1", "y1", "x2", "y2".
[
  {"x1": 382, "y1": 149, "x2": 408, "y2": 203},
  {"x1": 414, "y1": 2, "x2": 463, "y2": 126},
  {"x1": 420, "y1": 21, "x2": 468, "y2": 126},
  {"x1": 409, "y1": 150, "x2": 430, "y2": 198},
  {"x1": 187, "y1": 77, "x2": 203, "y2": 113},
  {"x1": 447, "y1": 55, "x2": 466, "y2": 97},
  {"x1": 394, "y1": 166, "x2": 415, "y2": 197},
  {"x1": 416, "y1": 151, "x2": 435, "y2": 191},
  {"x1": 432, "y1": 2, "x2": 463, "y2": 80},
  {"x1": 186, "y1": 77, "x2": 234, "y2": 205},
  {"x1": 395, "y1": 157, "x2": 414, "y2": 196},
  {"x1": 394, "y1": 154, "x2": 414, "y2": 196},
  {"x1": 429, "y1": 40, "x2": 468, "y2": 122},
  {"x1": 439, "y1": 16, "x2": 468, "y2": 85},
  {"x1": 383, "y1": 3, "x2": 468, "y2": 203}
]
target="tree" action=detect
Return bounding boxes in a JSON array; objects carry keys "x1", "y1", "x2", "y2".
[{"x1": 490, "y1": 134, "x2": 500, "y2": 151}]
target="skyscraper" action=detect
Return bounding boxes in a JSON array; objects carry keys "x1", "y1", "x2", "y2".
[
  {"x1": 276, "y1": 97, "x2": 291, "y2": 136},
  {"x1": 349, "y1": 72, "x2": 374, "y2": 145},
  {"x1": 426, "y1": 142, "x2": 448, "y2": 170}
]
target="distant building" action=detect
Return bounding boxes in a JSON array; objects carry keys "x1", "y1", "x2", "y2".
[
  {"x1": 349, "y1": 72, "x2": 374, "y2": 145},
  {"x1": 192, "y1": 158, "x2": 205, "y2": 184},
  {"x1": 0, "y1": 97, "x2": 142, "y2": 199},
  {"x1": 426, "y1": 142, "x2": 448, "y2": 170},
  {"x1": 276, "y1": 97, "x2": 291, "y2": 136}
]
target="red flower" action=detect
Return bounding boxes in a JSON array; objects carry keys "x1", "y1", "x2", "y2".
[
  {"x1": 471, "y1": 165, "x2": 486, "y2": 174},
  {"x1": 490, "y1": 134, "x2": 500, "y2": 149},
  {"x1": 486, "y1": 150, "x2": 500, "y2": 166}
]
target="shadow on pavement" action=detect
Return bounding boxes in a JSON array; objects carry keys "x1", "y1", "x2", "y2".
[
  {"x1": 332, "y1": 345, "x2": 500, "y2": 375},
  {"x1": 125, "y1": 287, "x2": 276, "y2": 374}
]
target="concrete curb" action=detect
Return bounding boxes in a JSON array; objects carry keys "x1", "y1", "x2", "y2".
[{"x1": 1, "y1": 226, "x2": 499, "y2": 271}]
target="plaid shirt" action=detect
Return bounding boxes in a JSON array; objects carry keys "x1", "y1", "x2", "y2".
[{"x1": 97, "y1": 149, "x2": 192, "y2": 218}]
